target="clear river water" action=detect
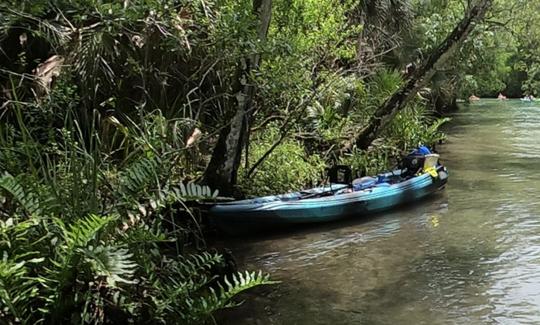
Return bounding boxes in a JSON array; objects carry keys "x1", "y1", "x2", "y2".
[{"x1": 220, "y1": 99, "x2": 540, "y2": 324}]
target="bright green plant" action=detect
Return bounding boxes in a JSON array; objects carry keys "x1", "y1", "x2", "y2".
[
  {"x1": 387, "y1": 101, "x2": 450, "y2": 151},
  {"x1": 240, "y1": 125, "x2": 326, "y2": 196}
]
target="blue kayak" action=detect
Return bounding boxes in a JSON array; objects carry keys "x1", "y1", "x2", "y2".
[{"x1": 210, "y1": 165, "x2": 448, "y2": 234}]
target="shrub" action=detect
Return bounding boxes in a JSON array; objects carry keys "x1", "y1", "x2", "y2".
[
  {"x1": 0, "y1": 106, "x2": 273, "y2": 324},
  {"x1": 239, "y1": 125, "x2": 326, "y2": 197}
]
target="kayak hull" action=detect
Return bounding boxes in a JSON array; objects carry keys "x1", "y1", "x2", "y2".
[{"x1": 210, "y1": 168, "x2": 448, "y2": 234}]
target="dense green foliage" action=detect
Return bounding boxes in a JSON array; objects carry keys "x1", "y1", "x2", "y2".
[
  {"x1": 239, "y1": 124, "x2": 327, "y2": 197},
  {"x1": 410, "y1": 0, "x2": 540, "y2": 98},
  {"x1": 0, "y1": 0, "x2": 513, "y2": 323},
  {"x1": 0, "y1": 97, "x2": 273, "y2": 323},
  {"x1": 0, "y1": 0, "x2": 452, "y2": 195},
  {"x1": 0, "y1": 1, "x2": 278, "y2": 322}
]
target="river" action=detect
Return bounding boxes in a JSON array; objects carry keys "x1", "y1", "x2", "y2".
[{"x1": 220, "y1": 99, "x2": 540, "y2": 324}]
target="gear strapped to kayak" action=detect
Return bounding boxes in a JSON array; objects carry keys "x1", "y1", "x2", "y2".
[{"x1": 209, "y1": 146, "x2": 448, "y2": 234}]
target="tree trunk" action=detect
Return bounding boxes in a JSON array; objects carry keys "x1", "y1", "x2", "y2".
[
  {"x1": 203, "y1": 0, "x2": 272, "y2": 196},
  {"x1": 351, "y1": 0, "x2": 492, "y2": 151}
]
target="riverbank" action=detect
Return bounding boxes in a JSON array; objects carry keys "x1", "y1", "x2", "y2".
[{"x1": 3, "y1": 1, "x2": 535, "y2": 322}]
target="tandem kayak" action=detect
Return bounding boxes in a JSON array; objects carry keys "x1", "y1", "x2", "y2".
[{"x1": 209, "y1": 162, "x2": 448, "y2": 234}]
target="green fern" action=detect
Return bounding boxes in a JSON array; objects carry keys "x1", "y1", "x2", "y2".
[
  {"x1": 45, "y1": 215, "x2": 116, "y2": 306},
  {"x1": 176, "y1": 252, "x2": 224, "y2": 281},
  {"x1": 188, "y1": 270, "x2": 275, "y2": 322},
  {"x1": 0, "y1": 218, "x2": 44, "y2": 324},
  {"x1": 0, "y1": 173, "x2": 42, "y2": 216},
  {"x1": 217, "y1": 271, "x2": 275, "y2": 307},
  {"x1": 148, "y1": 253, "x2": 274, "y2": 324},
  {"x1": 119, "y1": 157, "x2": 160, "y2": 196},
  {"x1": 0, "y1": 259, "x2": 39, "y2": 324},
  {"x1": 56, "y1": 214, "x2": 115, "y2": 249},
  {"x1": 0, "y1": 3, "x2": 274, "y2": 323}
]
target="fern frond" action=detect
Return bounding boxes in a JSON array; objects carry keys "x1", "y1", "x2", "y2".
[
  {"x1": 172, "y1": 182, "x2": 218, "y2": 201},
  {"x1": 0, "y1": 259, "x2": 40, "y2": 324},
  {"x1": 0, "y1": 173, "x2": 41, "y2": 216},
  {"x1": 151, "y1": 253, "x2": 225, "y2": 304},
  {"x1": 218, "y1": 271, "x2": 276, "y2": 307},
  {"x1": 120, "y1": 222, "x2": 168, "y2": 245},
  {"x1": 191, "y1": 271, "x2": 275, "y2": 318},
  {"x1": 120, "y1": 157, "x2": 160, "y2": 195},
  {"x1": 56, "y1": 214, "x2": 115, "y2": 249},
  {"x1": 0, "y1": 217, "x2": 41, "y2": 254},
  {"x1": 82, "y1": 245, "x2": 137, "y2": 287},
  {"x1": 175, "y1": 252, "x2": 223, "y2": 282}
]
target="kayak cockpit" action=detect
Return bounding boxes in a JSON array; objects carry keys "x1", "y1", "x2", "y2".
[{"x1": 219, "y1": 184, "x2": 350, "y2": 206}]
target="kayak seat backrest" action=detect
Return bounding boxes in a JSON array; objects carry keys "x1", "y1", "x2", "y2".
[
  {"x1": 328, "y1": 165, "x2": 353, "y2": 185},
  {"x1": 401, "y1": 154, "x2": 425, "y2": 176}
]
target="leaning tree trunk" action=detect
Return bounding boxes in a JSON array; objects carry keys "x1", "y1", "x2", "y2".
[
  {"x1": 203, "y1": 0, "x2": 272, "y2": 196},
  {"x1": 350, "y1": 0, "x2": 493, "y2": 151}
]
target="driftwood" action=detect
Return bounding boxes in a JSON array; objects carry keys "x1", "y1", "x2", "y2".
[{"x1": 348, "y1": 0, "x2": 493, "y2": 151}]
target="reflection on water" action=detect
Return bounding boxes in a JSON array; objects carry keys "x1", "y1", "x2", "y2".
[{"x1": 220, "y1": 99, "x2": 540, "y2": 324}]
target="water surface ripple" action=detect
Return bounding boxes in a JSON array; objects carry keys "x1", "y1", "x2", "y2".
[{"x1": 221, "y1": 99, "x2": 540, "y2": 324}]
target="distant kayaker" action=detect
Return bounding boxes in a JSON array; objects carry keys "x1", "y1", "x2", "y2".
[
  {"x1": 469, "y1": 95, "x2": 480, "y2": 101},
  {"x1": 497, "y1": 93, "x2": 507, "y2": 100}
]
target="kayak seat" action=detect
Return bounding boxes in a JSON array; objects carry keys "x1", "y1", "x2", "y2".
[{"x1": 328, "y1": 165, "x2": 353, "y2": 185}]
